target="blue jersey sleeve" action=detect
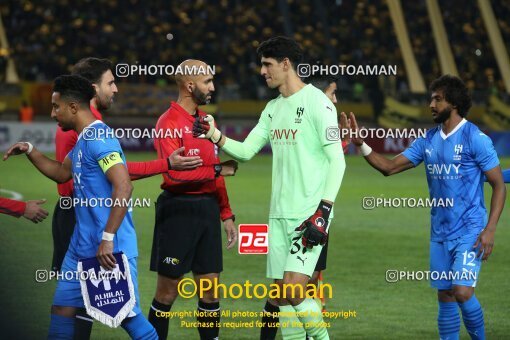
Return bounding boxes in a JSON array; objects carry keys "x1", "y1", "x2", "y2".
[
  {"x1": 87, "y1": 127, "x2": 126, "y2": 173},
  {"x1": 402, "y1": 137, "x2": 425, "y2": 166},
  {"x1": 471, "y1": 132, "x2": 499, "y2": 172},
  {"x1": 87, "y1": 126, "x2": 123, "y2": 160},
  {"x1": 503, "y1": 169, "x2": 510, "y2": 183}
]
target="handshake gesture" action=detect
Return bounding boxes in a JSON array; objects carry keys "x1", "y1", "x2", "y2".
[{"x1": 192, "y1": 114, "x2": 223, "y2": 144}]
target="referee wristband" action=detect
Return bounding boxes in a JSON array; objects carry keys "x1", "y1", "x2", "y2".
[
  {"x1": 360, "y1": 142, "x2": 372, "y2": 156},
  {"x1": 102, "y1": 232, "x2": 115, "y2": 241},
  {"x1": 25, "y1": 142, "x2": 34, "y2": 155}
]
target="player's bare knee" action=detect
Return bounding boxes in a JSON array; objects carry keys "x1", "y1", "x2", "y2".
[
  {"x1": 155, "y1": 275, "x2": 180, "y2": 304},
  {"x1": 453, "y1": 286, "x2": 473, "y2": 303},
  {"x1": 437, "y1": 289, "x2": 455, "y2": 302},
  {"x1": 308, "y1": 271, "x2": 319, "y2": 287},
  {"x1": 282, "y1": 275, "x2": 305, "y2": 305},
  {"x1": 155, "y1": 290, "x2": 178, "y2": 305},
  {"x1": 271, "y1": 280, "x2": 286, "y2": 306},
  {"x1": 282, "y1": 284, "x2": 306, "y2": 306},
  {"x1": 286, "y1": 295, "x2": 305, "y2": 306},
  {"x1": 51, "y1": 305, "x2": 77, "y2": 318},
  {"x1": 199, "y1": 288, "x2": 219, "y2": 303},
  {"x1": 194, "y1": 273, "x2": 220, "y2": 303}
]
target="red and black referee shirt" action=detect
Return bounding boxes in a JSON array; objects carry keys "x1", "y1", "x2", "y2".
[{"x1": 154, "y1": 101, "x2": 234, "y2": 221}]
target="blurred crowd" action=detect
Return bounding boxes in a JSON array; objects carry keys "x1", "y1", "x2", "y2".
[
  {"x1": 0, "y1": 0, "x2": 507, "y2": 101},
  {"x1": 439, "y1": 0, "x2": 505, "y2": 99}
]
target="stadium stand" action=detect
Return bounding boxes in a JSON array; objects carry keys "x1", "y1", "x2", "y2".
[{"x1": 0, "y1": 0, "x2": 509, "y2": 125}]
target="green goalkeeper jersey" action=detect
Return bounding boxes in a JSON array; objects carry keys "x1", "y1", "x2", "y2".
[{"x1": 223, "y1": 84, "x2": 345, "y2": 220}]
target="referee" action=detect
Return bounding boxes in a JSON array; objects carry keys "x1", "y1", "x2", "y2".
[
  {"x1": 0, "y1": 197, "x2": 48, "y2": 223},
  {"x1": 148, "y1": 59, "x2": 238, "y2": 340}
]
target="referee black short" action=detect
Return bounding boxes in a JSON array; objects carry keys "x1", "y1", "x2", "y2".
[
  {"x1": 314, "y1": 239, "x2": 329, "y2": 272},
  {"x1": 51, "y1": 199, "x2": 76, "y2": 271},
  {"x1": 150, "y1": 191, "x2": 222, "y2": 278}
]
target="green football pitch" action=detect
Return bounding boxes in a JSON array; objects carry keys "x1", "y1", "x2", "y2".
[{"x1": 0, "y1": 153, "x2": 508, "y2": 339}]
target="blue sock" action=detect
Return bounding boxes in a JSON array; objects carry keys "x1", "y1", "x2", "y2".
[
  {"x1": 458, "y1": 295, "x2": 485, "y2": 340},
  {"x1": 438, "y1": 301, "x2": 460, "y2": 340},
  {"x1": 48, "y1": 314, "x2": 74, "y2": 339},
  {"x1": 121, "y1": 313, "x2": 158, "y2": 340}
]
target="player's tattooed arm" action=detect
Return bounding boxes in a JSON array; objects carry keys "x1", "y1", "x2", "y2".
[
  {"x1": 344, "y1": 112, "x2": 414, "y2": 176},
  {"x1": 97, "y1": 163, "x2": 133, "y2": 270},
  {"x1": 475, "y1": 166, "x2": 506, "y2": 261},
  {"x1": 3, "y1": 142, "x2": 72, "y2": 183}
]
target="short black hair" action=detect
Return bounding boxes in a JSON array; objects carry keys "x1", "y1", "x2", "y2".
[
  {"x1": 71, "y1": 57, "x2": 113, "y2": 84},
  {"x1": 53, "y1": 75, "x2": 95, "y2": 105},
  {"x1": 429, "y1": 75, "x2": 472, "y2": 117},
  {"x1": 257, "y1": 36, "x2": 303, "y2": 69},
  {"x1": 306, "y1": 74, "x2": 337, "y2": 91}
]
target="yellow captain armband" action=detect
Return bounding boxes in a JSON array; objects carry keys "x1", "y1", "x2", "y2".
[{"x1": 98, "y1": 152, "x2": 123, "y2": 173}]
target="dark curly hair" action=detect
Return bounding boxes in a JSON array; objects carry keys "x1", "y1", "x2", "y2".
[
  {"x1": 257, "y1": 36, "x2": 303, "y2": 70},
  {"x1": 72, "y1": 57, "x2": 113, "y2": 84},
  {"x1": 306, "y1": 74, "x2": 338, "y2": 91},
  {"x1": 53, "y1": 75, "x2": 95, "y2": 105},
  {"x1": 429, "y1": 75, "x2": 472, "y2": 117}
]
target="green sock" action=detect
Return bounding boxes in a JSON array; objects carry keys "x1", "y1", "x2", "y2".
[
  {"x1": 293, "y1": 298, "x2": 329, "y2": 340},
  {"x1": 279, "y1": 304, "x2": 306, "y2": 340}
]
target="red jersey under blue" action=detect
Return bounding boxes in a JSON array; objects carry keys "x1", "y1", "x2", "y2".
[{"x1": 55, "y1": 106, "x2": 168, "y2": 196}]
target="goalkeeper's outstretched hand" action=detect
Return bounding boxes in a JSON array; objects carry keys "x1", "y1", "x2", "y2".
[
  {"x1": 295, "y1": 200, "x2": 332, "y2": 248},
  {"x1": 192, "y1": 114, "x2": 222, "y2": 144}
]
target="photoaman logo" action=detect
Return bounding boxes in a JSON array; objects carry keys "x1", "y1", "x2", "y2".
[{"x1": 238, "y1": 224, "x2": 268, "y2": 254}]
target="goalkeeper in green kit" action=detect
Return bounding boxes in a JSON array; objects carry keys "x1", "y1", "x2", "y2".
[{"x1": 193, "y1": 36, "x2": 345, "y2": 340}]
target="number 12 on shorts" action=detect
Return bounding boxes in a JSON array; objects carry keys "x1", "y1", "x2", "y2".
[{"x1": 238, "y1": 224, "x2": 269, "y2": 254}]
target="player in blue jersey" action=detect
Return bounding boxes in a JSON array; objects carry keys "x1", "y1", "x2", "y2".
[
  {"x1": 3, "y1": 75, "x2": 157, "y2": 339},
  {"x1": 344, "y1": 75, "x2": 506, "y2": 340}
]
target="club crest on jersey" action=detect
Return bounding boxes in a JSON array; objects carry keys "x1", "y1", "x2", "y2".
[
  {"x1": 315, "y1": 217, "x2": 325, "y2": 227},
  {"x1": 295, "y1": 107, "x2": 304, "y2": 124},
  {"x1": 453, "y1": 144, "x2": 463, "y2": 161},
  {"x1": 76, "y1": 149, "x2": 83, "y2": 168}
]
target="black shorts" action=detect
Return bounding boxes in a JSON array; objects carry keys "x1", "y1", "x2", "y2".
[
  {"x1": 51, "y1": 200, "x2": 76, "y2": 271},
  {"x1": 150, "y1": 191, "x2": 222, "y2": 278},
  {"x1": 314, "y1": 239, "x2": 328, "y2": 272}
]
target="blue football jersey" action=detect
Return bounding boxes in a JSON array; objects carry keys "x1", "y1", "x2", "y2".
[
  {"x1": 67, "y1": 120, "x2": 138, "y2": 259},
  {"x1": 402, "y1": 119, "x2": 499, "y2": 241}
]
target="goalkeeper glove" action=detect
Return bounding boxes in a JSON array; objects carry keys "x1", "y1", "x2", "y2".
[
  {"x1": 192, "y1": 114, "x2": 222, "y2": 144},
  {"x1": 295, "y1": 200, "x2": 332, "y2": 248}
]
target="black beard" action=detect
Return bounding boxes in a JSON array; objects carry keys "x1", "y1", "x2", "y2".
[
  {"x1": 433, "y1": 106, "x2": 452, "y2": 124},
  {"x1": 193, "y1": 88, "x2": 210, "y2": 105},
  {"x1": 97, "y1": 96, "x2": 112, "y2": 111}
]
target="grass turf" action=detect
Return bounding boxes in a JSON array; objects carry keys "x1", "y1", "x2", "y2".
[{"x1": 0, "y1": 153, "x2": 508, "y2": 339}]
